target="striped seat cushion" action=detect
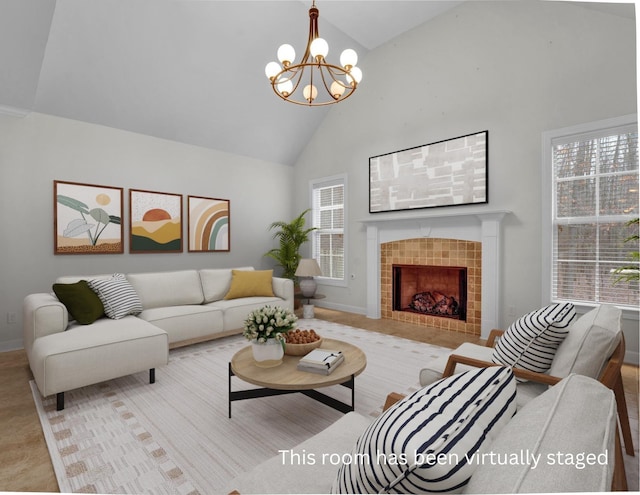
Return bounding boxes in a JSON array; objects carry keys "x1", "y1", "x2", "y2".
[
  {"x1": 332, "y1": 366, "x2": 516, "y2": 494},
  {"x1": 492, "y1": 302, "x2": 576, "y2": 378},
  {"x1": 87, "y1": 274, "x2": 143, "y2": 319}
]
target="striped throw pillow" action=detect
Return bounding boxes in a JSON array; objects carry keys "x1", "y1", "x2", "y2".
[
  {"x1": 87, "y1": 274, "x2": 143, "y2": 319},
  {"x1": 492, "y1": 302, "x2": 576, "y2": 377},
  {"x1": 332, "y1": 366, "x2": 516, "y2": 494}
]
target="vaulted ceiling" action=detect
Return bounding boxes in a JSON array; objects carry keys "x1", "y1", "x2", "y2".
[{"x1": 1, "y1": 1, "x2": 634, "y2": 166}]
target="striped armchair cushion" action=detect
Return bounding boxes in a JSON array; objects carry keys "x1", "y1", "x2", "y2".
[
  {"x1": 87, "y1": 273, "x2": 143, "y2": 320},
  {"x1": 492, "y1": 302, "x2": 575, "y2": 378},
  {"x1": 332, "y1": 366, "x2": 516, "y2": 494}
]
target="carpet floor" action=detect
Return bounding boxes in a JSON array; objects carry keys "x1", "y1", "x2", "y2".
[
  {"x1": 31, "y1": 318, "x2": 639, "y2": 494},
  {"x1": 31, "y1": 319, "x2": 448, "y2": 494}
]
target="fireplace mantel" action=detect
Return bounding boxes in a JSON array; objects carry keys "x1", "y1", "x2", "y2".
[
  {"x1": 359, "y1": 209, "x2": 512, "y2": 227},
  {"x1": 359, "y1": 209, "x2": 512, "y2": 338}
]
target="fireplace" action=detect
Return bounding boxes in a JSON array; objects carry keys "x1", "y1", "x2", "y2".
[
  {"x1": 361, "y1": 210, "x2": 510, "y2": 338},
  {"x1": 380, "y1": 238, "x2": 482, "y2": 335},
  {"x1": 393, "y1": 264, "x2": 467, "y2": 321}
]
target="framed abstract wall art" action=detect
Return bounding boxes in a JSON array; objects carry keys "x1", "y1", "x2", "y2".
[
  {"x1": 129, "y1": 189, "x2": 183, "y2": 253},
  {"x1": 54, "y1": 180, "x2": 124, "y2": 254},
  {"x1": 187, "y1": 195, "x2": 230, "y2": 252},
  {"x1": 369, "y1": 130, "x2": 488, "y2": 213}
]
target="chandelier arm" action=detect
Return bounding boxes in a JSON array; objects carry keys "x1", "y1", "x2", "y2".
[
  {"x1": 323, "y1": 63, "x2": 356, "y2": 89},
  {"x1": 316, "y1": 62, "x2": 339, "y2": 99}
]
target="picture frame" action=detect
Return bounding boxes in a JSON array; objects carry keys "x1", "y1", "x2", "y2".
[
  {"x1": 187, "y1": 195, "x2": 230, "y2": 252},
  {"x1": 129, "y1": 189, "x2": 183, "y2": 253},
  {"x1": 54, "y1": 180, "x2": 124, "y2": 254},
  {"x1": 369, "y1": 130, "x2": 488, "y2": 213}
]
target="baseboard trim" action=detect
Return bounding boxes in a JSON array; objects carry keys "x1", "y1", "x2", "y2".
[
  {"x1": 0, "y1": 339, "x2": 24, "y2": 353},
  {"x1": 624, "y1": 350, "x2": 639, "y2": 366},
  {"x1": 315, "y1": 300, "x2": 366, "y2": 316}
]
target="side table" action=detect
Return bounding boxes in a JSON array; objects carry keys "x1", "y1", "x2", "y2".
[{"x1": 297, "y1": 293, "x2": 325, "y2": 318}]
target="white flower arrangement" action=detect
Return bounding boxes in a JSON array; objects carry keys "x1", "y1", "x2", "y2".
[{"x1": 243, "y1": 305, "x2": 298, "y2": 344}]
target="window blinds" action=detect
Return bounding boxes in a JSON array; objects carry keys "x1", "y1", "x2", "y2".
[{"x1": 552, "y1": 125, "x2": 639, "y2": 308}]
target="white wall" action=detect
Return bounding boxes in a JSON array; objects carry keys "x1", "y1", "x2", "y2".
[
  {"x1": 293, "y1": 2, "x2": 639, "y2": 361},
  {"x1": 0, "y1": 112, "x2": 293, "y2": 350}
]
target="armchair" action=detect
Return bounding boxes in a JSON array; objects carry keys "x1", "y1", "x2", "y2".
[{"x1": 417, "y1": 304, "x2": 633, "y2": 491}]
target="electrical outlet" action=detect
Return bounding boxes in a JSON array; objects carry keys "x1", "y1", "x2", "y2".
[
  {"x1": 507, "y1": 305, "x2": 516, "y2": 317},
  {"x1": 6, "y1": 312, "x2": 17, "y2": 324}
]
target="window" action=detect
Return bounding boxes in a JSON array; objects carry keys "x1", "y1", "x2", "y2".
[
  {"x1": 310, "y1": 175, "x2": 346, "y2": 285},
  {"x1": 543, "y1": 115, "x2": 639, "y2": 310}
]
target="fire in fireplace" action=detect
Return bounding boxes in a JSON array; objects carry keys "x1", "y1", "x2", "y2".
[{"x1": 392, "y1": 264, "x2": 467, "y2": 321}]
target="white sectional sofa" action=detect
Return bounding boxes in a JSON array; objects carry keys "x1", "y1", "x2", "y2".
[{"x1": 23, "y1": 267, "x2": 294, "y2": 410}]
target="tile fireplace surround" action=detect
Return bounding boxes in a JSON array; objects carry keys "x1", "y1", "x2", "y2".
[
  {"x1": 361, "y1": 210, "x2": 511, "y2": 339},
  {"x1": 382, "y1": 238, "x2": 481, "y2": 335}
]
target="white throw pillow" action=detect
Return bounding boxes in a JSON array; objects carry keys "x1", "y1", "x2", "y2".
[
  {"x1": 549, "y1": 304, "x2": 622, "y2": 379},
  {"x1": 87, "y1": 273, "x2": 143, "y2": 319},
  {"x1": 492, "y1": 302, "x2": 576, "y2": 377},
  {"x1": 331, "y1": 366, "x2": 517, "y2": 494}
]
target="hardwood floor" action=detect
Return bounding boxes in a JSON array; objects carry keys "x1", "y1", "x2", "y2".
[{"x1": 1, "y1": 307, "x2": 637, "y2": 493}]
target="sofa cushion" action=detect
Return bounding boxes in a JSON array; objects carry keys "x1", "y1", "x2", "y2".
[
  {"x1": 30, "y1": 316, "x2": 168, "y2": 396},
  {"x1": 200, "y1": 267, "x2": 255, "y2": 303},
  {"x1": 224, "y1": 269, "x2": 274, "y2": 300},
  {"x1": 332, "y1": 366, "x2": 517, "y2": 494},
  {"x1": 463, "y1": 374, "x2": 616, "y2": 494},
  {"x1": 52, "y1": 280, "x2": 104, "y2": 324},
  {"x1": 548, "y1": 304, "x2": 622, "y2": 379},
  {"x1": 138, "y1": 305, "x2": 224, "y2": 344},
  {"x1": 87, "y1": 274, "x2": 143, "y2": 320},
  {"x1": 492, "y1": 302, "x2": 575, "y2": 378},
  {"x1": 209, "y1": 296, "x2": 288, "y2": 331},
  {"x1": 227, "y1": 412, "x2": 371, "y2": 494},
  {"x1": 126, "y1": 270, "x2": 204, "y2": 309}
]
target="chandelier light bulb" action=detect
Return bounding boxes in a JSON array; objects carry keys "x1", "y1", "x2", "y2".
[
  {"x1": 265, "y1": 61, "x2": 281, "y2": 80},
  {"x1": 303, "y1": 84, "x2": 318, "y2": 102},
  {"x1": 340, "y1": 48, "x2": 358, "y2": 69},
  {"x1": 276, "y1": 78, "x2": 293, "y2": 97},
  {"x1": 310, "y1": 38, "x2": 329, "y2": 59},
  {"x1": 347, "y1": 66, "x2": 363, "y2": 85},
  {"x1": 277, "y1": 44, "x2": 295, "y2": 65},
  {"x1": 330, "y1": 81, "x2": 346, "y2": 99}
]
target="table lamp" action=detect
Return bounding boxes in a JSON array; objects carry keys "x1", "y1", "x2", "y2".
[{"x1": 295, "y1": 259, "x2": 322, "y2": 297}]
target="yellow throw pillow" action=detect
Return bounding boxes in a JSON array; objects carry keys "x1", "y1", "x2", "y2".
[{"x1": 224, "y1": 269, "x2": 275, "y2": 300}]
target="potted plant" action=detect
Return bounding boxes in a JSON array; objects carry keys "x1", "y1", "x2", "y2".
[
  {"x1": 243, "y1": 305, "x2": 298, "y2": 367},
  {"x1": 264, "y1": 209, "x2": 317, "y2": 280}
]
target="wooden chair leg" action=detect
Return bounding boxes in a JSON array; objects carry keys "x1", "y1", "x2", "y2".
[
  {"x1": 613, "y1": 371, "x2": 635, "y2": 456},
  {"x1": 612, "y1": 425, "x2": 628, "y2": 491},
  {"x1": 383, "y1": 392, "x2": 406, "y2": 411}
]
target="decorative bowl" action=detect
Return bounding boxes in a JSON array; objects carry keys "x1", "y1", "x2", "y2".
[{"x1": 284, "y1": 337, "x2": 323, "y2": 356}]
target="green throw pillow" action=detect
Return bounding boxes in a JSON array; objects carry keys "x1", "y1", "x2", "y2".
[{"x1": 52, "y1": 280, "x2": 105, "y2": 325}]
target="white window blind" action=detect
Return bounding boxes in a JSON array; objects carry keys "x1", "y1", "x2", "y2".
[
  {"x1": 551, "y1": 123, "x2": 639, "y2": 309},
  {"x1": 311, "y1": 177, "x2": 345, "y2": 281}
]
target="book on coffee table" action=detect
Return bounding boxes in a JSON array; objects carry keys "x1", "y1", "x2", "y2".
[{"x1": 297, "y1": 349, "x2": 344, "y2": 375}]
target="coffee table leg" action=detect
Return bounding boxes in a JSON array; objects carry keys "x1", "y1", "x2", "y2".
[
  {"x1": 228, "y1": 370, "x2": 357, "y2": 416},
  {"x1": 228, "y1": 362, "x2": 233, "y2": 418}
]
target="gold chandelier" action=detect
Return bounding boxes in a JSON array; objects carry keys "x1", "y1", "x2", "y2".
[{"x1": 264, "y1": 1, "x2": 362, "y2": 106}]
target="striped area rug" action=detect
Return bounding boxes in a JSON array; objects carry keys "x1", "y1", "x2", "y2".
[{"x1": 31, "y1": 319, "x2": 447, "y2": 494}]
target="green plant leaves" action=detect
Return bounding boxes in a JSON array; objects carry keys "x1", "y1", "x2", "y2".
[
  {"x1": 62, "y1": 218, "x2": 94, "y2": 237},
  {"x1": 57, "y1": 195, "x2": 89, "y2": 214}
]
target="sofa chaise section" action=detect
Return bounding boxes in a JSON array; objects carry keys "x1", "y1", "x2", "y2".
[{"x1": 24, "y1": 293, "x2": 168, "y2": 410}]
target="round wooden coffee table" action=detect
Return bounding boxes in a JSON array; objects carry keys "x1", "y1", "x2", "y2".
[{"x1": 228, "y1": 338, "x2": 366, "y2": 418}]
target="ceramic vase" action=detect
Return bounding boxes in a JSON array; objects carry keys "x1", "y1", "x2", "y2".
[{"x1": 251, "y1": 338, "x2": 284, "y2": 368}]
